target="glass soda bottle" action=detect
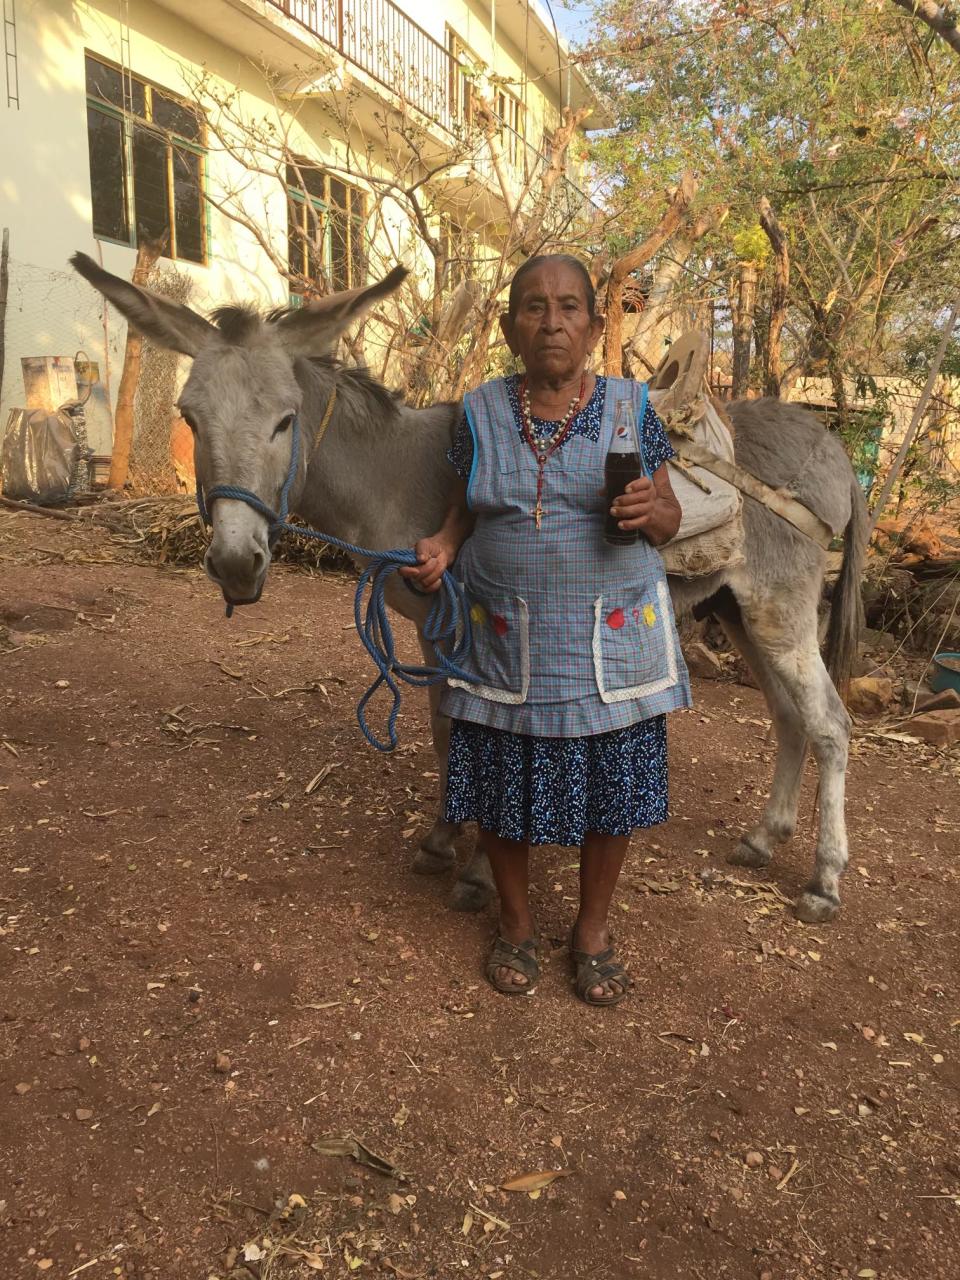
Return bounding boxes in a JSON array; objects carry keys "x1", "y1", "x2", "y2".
[{"x1": 604, "y1": 400, "x2": 644, "y2": 547}]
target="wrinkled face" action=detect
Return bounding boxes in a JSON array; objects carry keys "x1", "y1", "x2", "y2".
[
  {"x1": 500, "y1": 261, "x2": 604, "y2": 384},
  {"x1": 177, "y1": 340, "x2": 304, "y2": 608}
]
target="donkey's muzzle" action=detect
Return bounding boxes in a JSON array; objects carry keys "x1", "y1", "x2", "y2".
[{"x1": 204, "y1": 543, "x2": 268, "y2": 603}]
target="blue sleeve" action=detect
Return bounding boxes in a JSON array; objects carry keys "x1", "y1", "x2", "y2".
[
  {"x1": 642, "y1": 401, "x2": 675, "y2": 472},
  {"x1": 447, "y1": 411, "x2": 474, "y2": 481}
]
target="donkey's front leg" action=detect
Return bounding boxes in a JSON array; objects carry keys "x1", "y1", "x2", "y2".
[
  {"x1": 411, "y1": 673, "x2": 460, "y2": 876},
  {"x1": 411, "y1": 638, "x2": 495, "y2": 912},
  {"x1": 449, "y1": 839, "x2": 495, "y2": 913}
]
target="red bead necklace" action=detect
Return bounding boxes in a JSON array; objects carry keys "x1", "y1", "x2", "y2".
[{"x1": 519, "y1": 373, "x2": 586, "y2": 529}]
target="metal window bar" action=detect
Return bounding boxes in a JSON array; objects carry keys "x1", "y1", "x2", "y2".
[{"x1": 3, "y1": 0, "x2": 18, "y2": 109}]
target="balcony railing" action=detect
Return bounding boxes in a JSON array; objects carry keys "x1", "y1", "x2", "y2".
[
  {"x1": 266, "y1": 0, "x2": 592, "y2": 213},
  {"x1": 270, "y1": 0, "x2": 453, "y2": 130}
]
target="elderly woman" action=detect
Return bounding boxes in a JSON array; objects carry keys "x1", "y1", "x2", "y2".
[{"x1": 402, "y1": 255, "x2": 690, "y2": 1005}]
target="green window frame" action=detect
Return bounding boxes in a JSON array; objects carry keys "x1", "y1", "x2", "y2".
[
  {"x1": 85, "y1": 52, "x2": 207, "y2": 265},
  {"x1": 286, "y1": 162, "x2": 366, "y2": 296}
]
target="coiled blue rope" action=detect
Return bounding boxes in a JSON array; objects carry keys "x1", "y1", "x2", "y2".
[{"x1": 197, "y1": 415, "x2": 476, "y2": 752}]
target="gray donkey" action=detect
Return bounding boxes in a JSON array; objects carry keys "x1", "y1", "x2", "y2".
[{"x1": 73, "y1": 255, "x2": 867, "y2": 924}]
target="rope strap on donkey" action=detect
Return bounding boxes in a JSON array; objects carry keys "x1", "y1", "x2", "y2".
[{"x1": 196, "y1": 413, "x2": 476, "y2": 753}]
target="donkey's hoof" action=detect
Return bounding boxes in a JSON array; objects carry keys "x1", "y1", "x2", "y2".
[
  {"x1": 794, "y1": 889, "x2": 840, "y2": 924},
  {"x1": 412, "y1": 846, "x2": 455, "y2": 876},
  {"x1": 448, "y1": 878, "x2": 493, "y2": 913},
  {"x1": 727, "y1": 839, "x2": 772, "y2": 869}
]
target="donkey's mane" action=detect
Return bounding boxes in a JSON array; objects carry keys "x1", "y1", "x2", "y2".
[{"x1": 303, "y1": 355, "x2": 401, "y2": 419}]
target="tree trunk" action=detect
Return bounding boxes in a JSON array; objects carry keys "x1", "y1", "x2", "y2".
[
  {"x1": 603, "y1": 172, "x2": 698, "y2": 377},
  {"x1": 759, "y1": 197, "x2": 789, "y2": 396},
  {"x1": 627, "y1": 203, "x2": 729, "y2": 370},
  {"x1": 107, "y1": 240, "x2": 165, "y2": 491},
  {"x1": 730, "y1": 261, "x2": 758, "y2": 398}
]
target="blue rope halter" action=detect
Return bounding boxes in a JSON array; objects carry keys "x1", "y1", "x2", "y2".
[{"x1": 196, "y1": 413, "x2": 476, "y2": 753}]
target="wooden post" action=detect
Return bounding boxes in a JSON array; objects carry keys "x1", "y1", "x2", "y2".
[
  {"x1": 107, "y1": 240, "x2": 164, "y2": 491},
  {"x1": 730, "y1": 260, "x2": 758, "y2": 399},
  {"x1": 0, "y1": 228, "x2": 9, "y2": 409},
  {"x1": 759, "y1": 197, "x2": 789, "y2": 397}
]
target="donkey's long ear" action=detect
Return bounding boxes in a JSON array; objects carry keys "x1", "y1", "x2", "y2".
[
  {"x1": 71, "y1": 252, "x2": 216, "y2": 357},
  {"x1": 273, "y1": 265, "x2": 408, "y2": 358}
]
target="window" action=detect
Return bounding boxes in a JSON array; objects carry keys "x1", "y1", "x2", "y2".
[
  {"x1": 85, "y1": 54, "x2": 206, "y2": 263},
  {"x1": 439, "y1": 217, "x2": 475, "y2": 290},
  {"x1": 494, "y1": 88, "x2": 524, "y2": 167},
  {"x1": 446, "y1": 31, "x2": 525, "y2": 168},
  {"x1": 286, "y1": 162, "x2": 366, "y2": 295},
  {"x1": 447, "y1": 31, "x2": 478, "y2": 127}
]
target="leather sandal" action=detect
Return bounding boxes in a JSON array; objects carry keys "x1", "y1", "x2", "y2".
[
  {"x1": 486, "y1": 935, "x2": 539, "y2": 996},
  {"x1": 571, "y1": 944, "x2": 633, "y2": 1007}
]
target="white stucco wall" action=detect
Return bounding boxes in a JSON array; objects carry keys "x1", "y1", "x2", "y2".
[{"x1": 0, "y1": 0, "x2": 591, "y2": 455}]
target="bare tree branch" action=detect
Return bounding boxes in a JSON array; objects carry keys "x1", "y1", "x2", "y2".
[
  {"x1": 603, "y1": 172, "x2": 698, "y2": 377},
  {"x1": 890, "y1": 0, "x2": 960, "y2": 58}
]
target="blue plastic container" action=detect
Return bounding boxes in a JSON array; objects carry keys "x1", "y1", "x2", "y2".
[{"x1": 930, "y1": 652, "x2": 960, "y2": 696}]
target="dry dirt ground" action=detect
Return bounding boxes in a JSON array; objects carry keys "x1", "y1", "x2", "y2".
[{"x1": 1, "y1": 512, "x2": 959, "y2": 1280}]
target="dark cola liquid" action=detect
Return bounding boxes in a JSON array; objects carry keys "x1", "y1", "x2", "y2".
[{"x1": 604, "y1": 452, "x2": 642, "y2": 546}]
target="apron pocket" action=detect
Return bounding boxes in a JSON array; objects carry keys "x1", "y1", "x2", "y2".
[
  {"x1": 448, "y1": 595, "x2": 530, "y2": 705},
  {"x1": 592, "y1": 579, "x2": 678, "y2": 703}
]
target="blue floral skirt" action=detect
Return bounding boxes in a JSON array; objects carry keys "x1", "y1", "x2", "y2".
[{"x1": 444, "y1": 717, "x2": 669, "y2": 847}]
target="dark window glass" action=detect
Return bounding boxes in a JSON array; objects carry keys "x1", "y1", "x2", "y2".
[
  {"x1": 287, "y1": 198, "x2": 326, "y2": 287},
  {"x1": 350, "y1": 191, "x2": 366, "y2": 288},
  {"x1": 87, "y1": 106, "x2": 129, "y2": 242},
  {"x1": 287, "y1": 198, "x2": 306, "y2": 280},
  {"x1": 285, "y1": 163, "x2": 326, "y2": 203},
  {"x1": 85, "y1": 58, "x2": 123, "y2": 108},
  {"x1": 85, "y1": 57, "x2": 144, "y2": 116},
  {"x1": 286, "y1": 168, "x2": 363, "y2": 290},
  {"x1": 329, "y1": 178, "x2": 348, "y2": 212},
  {"x1": 132, "y1": 125, "x2": 171, "y2": 246},
  {"x1": 305, "y1": 212, "x2": 325, "y2": 284},
  {"x1": 154, "y1": 90, "x2": 200, "y2": 141},
  {"x1": 330, "y1": 210, "x2": 349, "y2": 290},
  {"x1": 173, "y1": 146, "x2": 204, "y2": 263}
]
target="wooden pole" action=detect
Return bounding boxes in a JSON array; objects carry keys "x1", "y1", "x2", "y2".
[
  {"x1": 759, "y1": 197, "x2": 789, "y2": 397},
  {"x1": 730, "y1": 261, "x2": 758, "y2": 399},
  {"x1": 0, "y1": 228, "x2": 9, "y2": 411},
  {"x1": 106, "y1": 239, "x2": 164, "y2": 491}
]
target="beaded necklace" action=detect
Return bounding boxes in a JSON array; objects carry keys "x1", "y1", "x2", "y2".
[{"x1": 518, "y1": 373, "x2": 586, "y2": 529}]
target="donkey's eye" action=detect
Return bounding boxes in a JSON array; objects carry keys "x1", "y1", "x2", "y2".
[
  {"x1": 180, "y1": 409, "x2": 198, "y2": 434},
  {"x1": 272, "y1": 414, "x2": 295, "y2": 438}
]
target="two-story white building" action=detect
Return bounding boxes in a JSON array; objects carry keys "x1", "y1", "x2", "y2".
[{"x1": 0, "y1": 0, "x2": 602, "y2": 472}]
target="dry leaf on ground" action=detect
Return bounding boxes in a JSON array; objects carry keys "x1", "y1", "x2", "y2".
[{"x1": 501, "y1": 1169, "x2": 571, "y2": 1193}]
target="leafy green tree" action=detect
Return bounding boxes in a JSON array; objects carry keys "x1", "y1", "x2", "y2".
[{"x1": 579, "y1": 0, "x2": 960, "y2": 399}]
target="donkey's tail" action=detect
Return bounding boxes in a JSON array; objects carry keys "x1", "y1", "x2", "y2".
[{"x1": 824, "y1": 472, "x2": 869, "y2": 696}]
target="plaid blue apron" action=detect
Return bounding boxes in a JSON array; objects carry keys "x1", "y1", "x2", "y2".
[{"x1": 441, "y1": 376, "x2": 692, "y2": 737}]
